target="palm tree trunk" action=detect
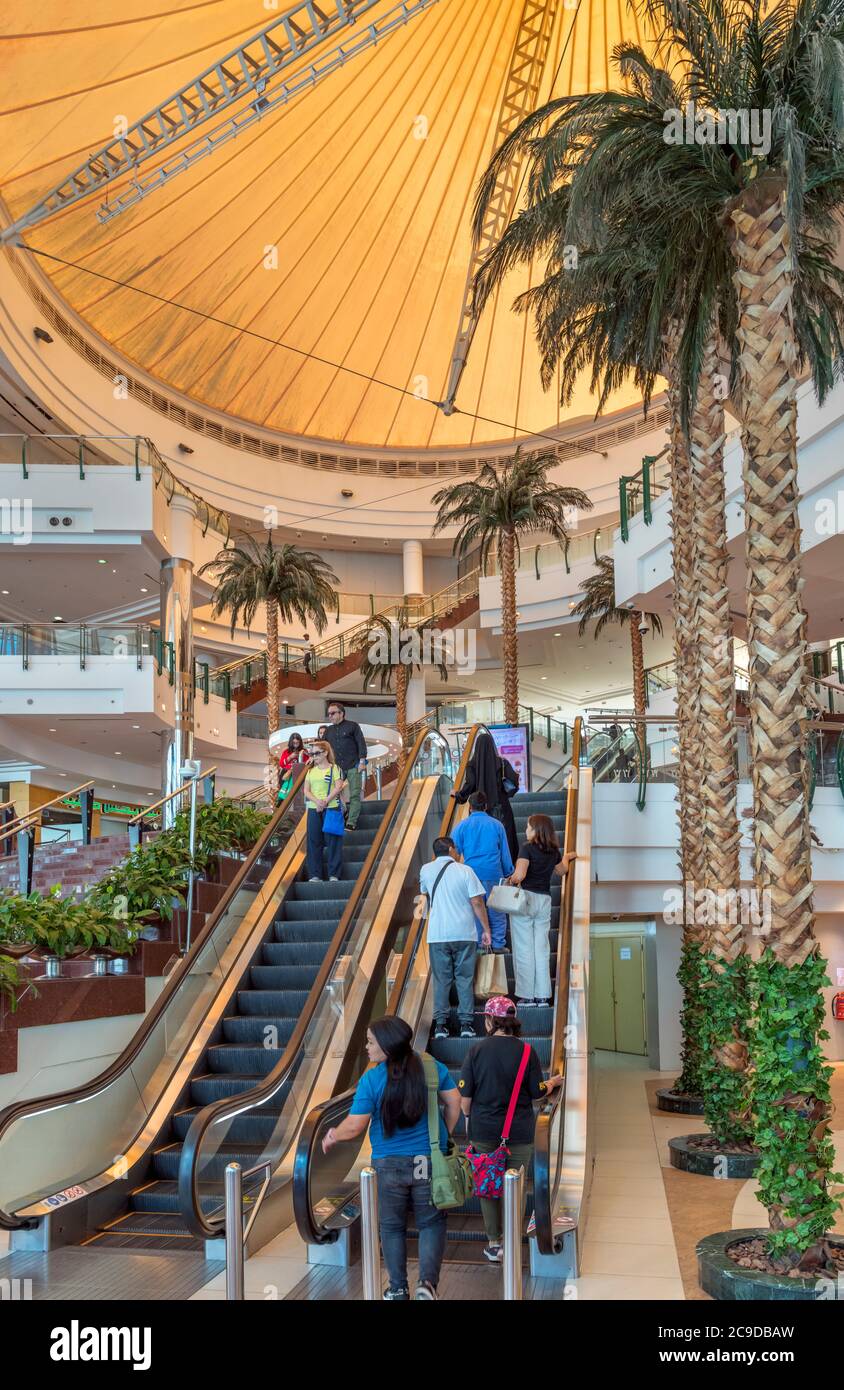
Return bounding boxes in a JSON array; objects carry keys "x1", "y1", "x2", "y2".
[
  {"x1": 265, "y1": 599, "x2": 280, "y2": 794},
  {"x1": 664, "y1": 327, "x2": 707, "y2": 1097},
  {"x1": 396, "y1": 662, "x2": 409, "y2": 770},
  {"x1": 690, "y1": 334, "x2": 750, "y2": 1145},
  {"x1": 729, "y1": 177, "x2": 834, "y2": 1261},
  {"x1": 500, "y1": 526, "x2": 519, "y2": 725}
]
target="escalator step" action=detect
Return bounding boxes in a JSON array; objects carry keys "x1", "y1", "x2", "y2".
[
  {"x1": 152, "y1": 1142, "x2": 265, "y2": 1183},
  {"x1": 222, "y1": 1015, "x2": 296, "y2": 1045},
  {"x1": 250, "y1": 963, "x2": 320, "y2": 989},
  {"x1": 189, "y1": 1072, "x2": 267, "y2": 1105},
  {"x1": 130, "y1": 1180, "x2": 222, "y2": 1215},
  {"x1": 207, "y1": 1044, "x2": 288, "y2": 1075},
  {"x1": 235, "y1": 989, "x2": 311, "y2": 1015},
  {"x1": 288, "y1": 883, "x2": 355, "y2": 904},
  {"x1": 281, "y1": 898, "x2": 350, "y2": 920},
  {"x1": 271, "y1": 920, "x2": 342, "y2": 943},
  {"x1": 172, "y1": 1105, "x2": 287, "y2": 1143},
  {"x1": 249, "y1": 962, "x2": 315, "y2": 988},
  {"x1": 431, "y1": 1036, "x2": 552, "y2": 1067}
]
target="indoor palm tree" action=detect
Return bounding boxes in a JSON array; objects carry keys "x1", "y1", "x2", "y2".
[
  {"x1": 571, "y1": 554, "x2": 663, "y2": 751},
  {"x1": 471, "y1": 0, "x2": 844, "y2": 1263},
  {"x1": 355, "y1": 610, "x2": 449, "y2": 767},
  {"x1": 431, "y1": 450, "x2": 591, "y2": 724},
  {"x1": 200, "y1": 535, "x2": 338, "y2": 760}
]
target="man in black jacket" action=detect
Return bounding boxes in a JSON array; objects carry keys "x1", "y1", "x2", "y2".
[{"x1": 323, "y1": 700, "x2": 368, "y2": 831}]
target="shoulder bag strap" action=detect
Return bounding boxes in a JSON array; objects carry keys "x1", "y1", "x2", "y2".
[
  {"x1": 501, "y1": 1043, "x2": 532, "y2": 1144},
  {"x1": 421, "y1": 1052, "x2": 441, "y2": 1149},
  {"x1": 427, "y1": 859, "x2": 453, "y2": 912}
]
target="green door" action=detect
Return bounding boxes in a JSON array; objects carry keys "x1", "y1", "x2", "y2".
[
  {"x1": 611, "y1": 935, "x2": 647, "y2": 1055},
  {"x1": 589, "y1": 936, "x2": 616, "y2": 1051}
]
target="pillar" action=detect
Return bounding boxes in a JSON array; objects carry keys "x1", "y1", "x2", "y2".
[
  {"x1": 402, "y1": 539, "x2": 426, "y2": 727},
  {"x1": 160, "y1": 496, "x2": 196, "y2": 827}
]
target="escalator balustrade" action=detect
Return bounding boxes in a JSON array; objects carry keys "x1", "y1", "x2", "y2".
[{"x1": 88, "y1": 801, "x2": 391, "y2": 1250}]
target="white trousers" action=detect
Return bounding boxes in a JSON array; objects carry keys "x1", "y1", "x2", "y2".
[{"x1": 509, "y1": 889, "x2": 552, "y2": 1000}]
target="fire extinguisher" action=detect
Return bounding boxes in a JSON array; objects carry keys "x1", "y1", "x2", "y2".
[{"x1": 833, "y1": 992, "x2": 844, "y2": 1022}]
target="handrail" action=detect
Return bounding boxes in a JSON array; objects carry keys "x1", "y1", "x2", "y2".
[
  {"x1": 129, "y1": 767, "x2": 217, "y2": 823},
  {"x1": 533, "y1": 715, "x2": 583, "y2": 1256},
  {"x1": 0, "y1": 764, "x2": 309, "y2": 1231},
  {"x1": 291, "y1": 722, "x2": 486, "y2": 1247},
  {"x1": 2, "y1": 781, "x2": 95, "y2": 839},
  {"x1": 177, "y1": 724, "x2": 450, "y2": 1239}
]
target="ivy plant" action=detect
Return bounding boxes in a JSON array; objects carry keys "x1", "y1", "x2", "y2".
[
  {"x1": 676, "y1": 938, "x2": 707, "y2": 1096},
  {"x1": 698, "y1": 952, "x2": 754, "y2": 1148}
]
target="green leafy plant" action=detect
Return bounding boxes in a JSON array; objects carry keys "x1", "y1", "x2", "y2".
[
  {"x1": 748, "y1": 951, "x2": 842, "y2": 1267},
  {"x1": 675, "y1": 939, "x2": 706, "y2": 1097},
  {"x1": 698, "y1": 953, "x2": 754, "y2": 1148},
  {"x1": 0, "y1": 952, "x2": 29, "y2": 1012}
]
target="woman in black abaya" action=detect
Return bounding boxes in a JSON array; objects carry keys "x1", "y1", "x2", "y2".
[{"x1": 453, "y1": 731, "x2": 519, "y2": 861}]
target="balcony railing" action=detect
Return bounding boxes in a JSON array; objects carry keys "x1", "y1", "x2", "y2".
[{"x1": 618, "y1": 448, "x2": 671, "y2": 542}]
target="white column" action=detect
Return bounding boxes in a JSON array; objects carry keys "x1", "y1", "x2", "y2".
[
  {"x1": 402, "y1": 539, "x2": 426, "y2": 725},
  {"x1": 160, "y1": 496, "x2": 197, "y2": 825}
]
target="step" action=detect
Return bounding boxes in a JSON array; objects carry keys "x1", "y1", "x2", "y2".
[
  {"x1": 207, "y1": 1044, "x2": 288, "y2": 1075},
  {"x1": 221, "y1": 1014, "x2": 297, "y2": 1046},
  {"x1": 129, "y1": 1180, "x2": 222, "y2": 1215},
  {"x1": 250, "y1": 962, "x2": 321, "y2": 989},
  {"x1": 281, "y1": 896, "x2": 351, "y2": 919},
  {"x1": 189, "y1": 1072, "x2": 273, "y2": 1106},
  {"x1": 249, "y1": 961, "x2": 316, "y2": 989},
  {"x1": 431, "y1": 1036, "x2": 552, "y2": 1068},
  {"x1": 152, "y1": 1142, "x2": 265, "y2": 1183},
  {"x1": 271, "y1": 919, "x2": 341, "y2": 944},
  {"x1": 235, "y1": 988, "x2": 311, "y2": 1015},
  {"x1": 172, "y1": 1104, "x2": 287, "y2": 1144}
]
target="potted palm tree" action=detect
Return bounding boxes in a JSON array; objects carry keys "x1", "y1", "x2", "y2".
[
  {"x1": 355, "y1": 609, "x2": 449, "y2": 769},
  {"x1": 471, "y1": 0, "x2": 844, "y2": 1289},
  {"x1": 432, "y1": 450, "x2": 590, "y2": 725},
  {"x1": 200, "y1": 535, "x2": 338, "y2": 781}
]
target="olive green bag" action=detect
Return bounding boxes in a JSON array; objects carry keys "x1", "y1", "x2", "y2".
[{"x1": 422, "y1": 1053, "x2": 473, "y2": 1210}]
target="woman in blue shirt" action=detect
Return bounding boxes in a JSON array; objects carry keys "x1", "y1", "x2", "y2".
[{"x1": 322, "y1": 1016, "x2": 460, "y2": 1301}]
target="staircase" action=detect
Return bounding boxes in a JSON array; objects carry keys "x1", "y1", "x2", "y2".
[
  {"x1": 86, "y1": 800, "x2": 390, "y2": 1250},
  {"x1": 415, "y1": 790, "x2": 565, "y2": 1261}
]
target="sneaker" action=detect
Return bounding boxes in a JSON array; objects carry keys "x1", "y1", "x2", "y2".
[
  {"x1": 308, "y1": 877, "x2": 321, "y2": 883},
  {"x1": 383, "y1": 1286, "x2": 410, "y2": 1301},
  {"x1": 460, "y1": 1024, "x2": 476, "y2": 1038},
  {"x1": 516, "y1": 997, "x2": 535, "y2": 1007},
  {"x1": 414, "y1": 1281, "x2": 438, "y2": 1300},
  {"x1": 535, "y1": 997, "x2": 552, "y2": 1007},
  {"x1": 433, "y1": 1024, "x2": 450, "y2": 1040},
  {"x1": 483, "y1": 1243, "x2": 503, "y2": 1263},
  {"x1": 329, "y1": 876, "x2": 339, "y2": 882}
]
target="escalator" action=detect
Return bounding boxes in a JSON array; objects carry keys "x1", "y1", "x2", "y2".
[
  {"x1": 294, "y1": 720, "x2": 586, "y2": 1292},
  {"x1": 0, "y1": 730, "x2": 454, "y2": 1276}
]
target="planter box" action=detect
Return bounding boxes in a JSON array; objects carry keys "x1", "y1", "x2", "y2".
[
  {"x1": 698, "y1": 1229, "x2": 844, "y2": 1300},
  {"x1": 669, "y1": 1134, "x2": 760, "y2": 1179},
  {"x1": 656, "y1": 1087, "x2": 704, "y2": 1115}
]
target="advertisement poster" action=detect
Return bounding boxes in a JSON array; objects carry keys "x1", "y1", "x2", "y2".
[{"x1": 488, "y1": 722, "x2": 531, "y2": 793}]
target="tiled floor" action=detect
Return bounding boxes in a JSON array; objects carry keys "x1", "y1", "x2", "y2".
[{"x1": 567, "y1": 1051, "x2": 689, "y2": 1300}]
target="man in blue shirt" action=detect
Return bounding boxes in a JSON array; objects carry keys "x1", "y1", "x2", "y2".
[{"x1": 452, "y1": 791, "x2": 513, "y2": 951}]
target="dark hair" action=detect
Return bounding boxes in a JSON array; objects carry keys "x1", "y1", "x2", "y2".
[
  {"x1": 488, "y1": 1014, "x2": 522, "y2": 1037},
  {"x1": 528, "y1": 813, "x2": 559, "y2": 853},
  {"x1": 327, "y1": 701, "x2": 345, "y2": 717},
  {"x1": 317, "y1": 725, "x2": 328, "y2": 738},
  {"x1": 288, "y1": 732, "x2": 304, "y2": 752},
  {"x1": 433, "y1": 836, "x2": 455, "y2": 857},
  {"x1": 370, "y1": 1017, "x2": 426, "y2": 1136},
  {"x1": 468, "y1": 791, "x2": 488, "y2": 812}
]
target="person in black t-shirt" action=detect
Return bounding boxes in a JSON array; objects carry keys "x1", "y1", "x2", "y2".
[
  {"x1": 457, "y1": 995, "x2": 562, "y2": 1263},
  {"x1": 506, "y1": 813, "x2": 576, "y2": 1006}
]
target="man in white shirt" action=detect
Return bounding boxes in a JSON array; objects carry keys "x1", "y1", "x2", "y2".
[{"x1": 420, "y1": 836, "x2": 491, "y2": 1041}]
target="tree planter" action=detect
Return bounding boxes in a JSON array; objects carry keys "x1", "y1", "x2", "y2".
[
  {"x1": 698, "y1": 1229, "x2": 844, "y2": 1300},
  {"x1": 656, "y1": 1087, "x2": 704, "y2": 1115},
  {"x1": 669, "y1": 1134, "x2": 760, "y2": 1179}
]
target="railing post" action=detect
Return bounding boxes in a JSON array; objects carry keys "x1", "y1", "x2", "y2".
[
  {"x1": 502, "y1": 1166, "x2": 524, "y2": 1301},
  {"x1": 203, "y1": 772, "x2": 216, "y2": 806},
  {"x1": 619, "y1": 476, "x2": 629, "y2": 543},
  {"x1": 360, "y1": 1167, "x2": 381, "y2": 1301},
  {"x1": 79, "y1": 624, "x2": 86, "y2": 671},
  {"x1": 22, "y1": 623, "x2": 29, "y2": 672},
  {"x1": 563, "y1": 722, "x2": 568, "y2": 755},
  {"x1": 18, "y1": 827, "x2": 35, "y2": 896},
  {"x1": 21, "y1": 436, "x2": 28, "y2": 481},
  {"x1": 80, "y1": 787, "x2": 93, "y2": 846},
  {"x1": 78, "y1": 438, "x2": 85, "y2": 480},
  {"x1": 184, "y1": 768, "x2": 199, "y2": 953},
  {"x1": 224, "y1": 672, "x2": 231, "y2": 712},
  {"x1": 528, "y1": 707, "x2": 534, "y2": 741},
  {"x1": 136, "y1": 625, "x2": 143, "y2": 670},
  {"x1": 134, "y1": 435, "x2": 142, "y2": 481},
  {"x1": 225, "y1": 1162, "x2": 245, "y2": 1301},
  {"x1": 375, "y1": 764, "x2": 382, "y2": 798},
  {"x1": 642, "y1": 455, "x2": 653, "y2": 525}
]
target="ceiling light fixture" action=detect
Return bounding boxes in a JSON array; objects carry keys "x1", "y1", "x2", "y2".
[
  {"x1": 114, "y1": 751, "x2": 122, "y2": 756},
  {"x1": 140, "y1": 587, "x2": 148, "y2": 593},
  {"x1": 34, "y1": 326, "x2": 54, "y2": 343},
  {"x1": 97, "y1": 558, "x2": 107, "y2": 565}
]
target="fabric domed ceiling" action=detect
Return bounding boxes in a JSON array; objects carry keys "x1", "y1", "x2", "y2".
[{"x1": 0, "y1": 0, "x2": 650, "y2": 451}]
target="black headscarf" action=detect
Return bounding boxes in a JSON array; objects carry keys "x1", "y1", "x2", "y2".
[{"x1": 455, "y1": 732, "x2": 519, "y2": 859}]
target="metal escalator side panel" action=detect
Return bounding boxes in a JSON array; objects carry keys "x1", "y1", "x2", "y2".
[
  {"x1": 178, "y1": 728, "x2": 453, "y2": 1242},
  {"x1": 9, "y1": 812, "x2": 309, "y2": 1230}
]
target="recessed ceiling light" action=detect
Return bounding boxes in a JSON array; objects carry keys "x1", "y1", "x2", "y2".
[
  {"x1": 1, "y1": 590, "x2": 8, "y2": 595},
  {"x1": 132, "y1": 724, "x2": 140, "y2": 730},
  {"x1": 97, "y1": 559, "x2": 107, "y2": 565},
  {"x1": 114, "y1": 751, "x2": 122, "y2": 756},
  {"x1": 58, "y1": 772, "x2": 67, "y2": 777},
  {"x1": 140, "y1": 587, "x2": 148, "y2": 593},
  {"x1": 553, "y1": 632, "x2": 561, "y2": 637},
  {"x1": 541, "y1": 676, "x2": 547, "y2": 681},
  {"x1": 48, "y1": 727, "x2": 56, "y2": 733},
  {"x1": 53, "y1": 615, "x2": 63, "y2": 622}
]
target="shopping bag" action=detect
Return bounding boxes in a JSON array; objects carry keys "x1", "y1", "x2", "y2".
[{"x1": 474, "y1": 949, "x2": 508, "y2": 998}]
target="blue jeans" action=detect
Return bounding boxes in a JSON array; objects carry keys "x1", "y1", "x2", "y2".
[
  {"x1": 305, "y1": 808, "x2": 343, "y2": 879},
  {"x1": 477, "y1": 879, "x2": 507, "y2": 950},
  {"x1": 430, "y1": 939, "x2": 476, "y2": 1027},
  {"x1": 372, "y1": 1155, "x2": 446, "y2": 1292}
]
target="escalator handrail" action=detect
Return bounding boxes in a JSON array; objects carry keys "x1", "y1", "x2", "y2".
[
  {"x1": 291, "y1": 722, "x2": 487, "y2": 1246},
  {"x1": 0, "y1": 766, "x2": 309, "y2": 1231},
  {"x1": 177, "y1": 725, "x2": 452, "y2": 1239},
  {"x1": 533, "y1": 714, "x2": 583, "y2": 1256}
]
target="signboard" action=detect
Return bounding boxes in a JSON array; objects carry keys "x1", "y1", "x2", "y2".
[
  {"x1": 488, "y1": 722, "x2": 531, "y2": 794},
  {"x1": 59, "y1": 795, "x2": 154, "y2": 820},
  {"x1": 619, "y1": 947, "x2": 632, "y2": 960}
]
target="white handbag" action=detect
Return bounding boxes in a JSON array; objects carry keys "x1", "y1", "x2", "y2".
[{"x1": 486, "y1": 879, "x2": 527, "y2": 914}]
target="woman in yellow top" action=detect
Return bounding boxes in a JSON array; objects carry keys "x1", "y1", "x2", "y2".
[{"x1": 304, "y1": 741, "x2": 348, "y2": 882}]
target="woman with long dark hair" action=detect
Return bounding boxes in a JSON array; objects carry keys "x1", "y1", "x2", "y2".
[
  {"x1": 507, "y1": 813, "x2": 576, "y2": 1005},
  {"x1": 277, "y1": 730, "x2": 310, "y2": 801},
  {"x1": 322, "y1": 1016, "x2": 460, "y2": 1301},
  {"x1": 453, "y1": 731, "x2": 519, "y2": 860}
]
